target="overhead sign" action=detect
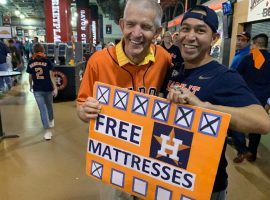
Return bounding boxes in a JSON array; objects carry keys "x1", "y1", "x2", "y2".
[
  {"x1": 86, "y1": 82, "x2": 231, "y2": 200},
  {"x1": 106, "y1": 24, "x2": 112, "y2": 34},
  {"x1": 3, "y1": 15, "x2": 11, "y2": 25},
  {"x1": 0, "y1": 26, "x2": 12, "y2": 39},
  {"x1": 222, "y1": 1, "x2": 233, "y2": 15},
  {"x1": 77, "y1": 8, "x2": 91, "y2": 43},
  {"x1": 248, "y1": 0, "x2": 270, "y2": 22},
  {"x1": 90, "y1": 20, "x2": 97, "y2": 45},
  {"x1": 44, "y1": 0, "x2": 72, "y2": 42}
]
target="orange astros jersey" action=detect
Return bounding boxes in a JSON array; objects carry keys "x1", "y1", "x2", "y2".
[{"x1": 77, "y1": 44, "x2": 171, "y2": 104}]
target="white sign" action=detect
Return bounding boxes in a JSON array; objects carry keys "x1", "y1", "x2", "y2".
[
  {"x1": 80, "y1": 9, "x2": 88, "y2": 43},
  {"x1": 92, "y1": 21, "x2": 97, "y2": 45},
  {"x1": 248, "y1": 0, "x2": 270, "y2": 22},
  {"x1": 52, "y1": 0, "x2": 61, "y2": 42}
]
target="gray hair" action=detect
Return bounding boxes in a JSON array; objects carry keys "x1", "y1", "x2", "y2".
[{"x1": 124, "y1": 0, "x2": 163, "y2": 28}]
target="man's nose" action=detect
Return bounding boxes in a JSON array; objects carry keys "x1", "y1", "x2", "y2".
[
  {"x1": 185, "y1": 29, "x2": 196, "y2": 40},
  {"x1": 132, "y1": 25, "x2": 143, "y2": 37}
]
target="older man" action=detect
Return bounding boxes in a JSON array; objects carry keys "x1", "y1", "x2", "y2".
[{"x1": 77, "y1": 0, "x2": 171, "y2": 199}]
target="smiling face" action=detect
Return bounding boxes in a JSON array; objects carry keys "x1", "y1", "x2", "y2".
[
  {"x1": 119, "y1": 2, "x2": 161, "y2": 64},
  {"x1": 179, "y1": 14, "x2": 217, "y2": 68}
]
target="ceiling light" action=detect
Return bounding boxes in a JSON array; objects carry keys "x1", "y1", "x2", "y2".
[
  {"x1": 20, "y1": 14, "x2": 25, "y2": 19},
  {"x1": 15, "y1": 10, "x2": 21, "y2": 16},
  {"x1": 0, "y1": 0, "x2": 7, "y2": 5}
]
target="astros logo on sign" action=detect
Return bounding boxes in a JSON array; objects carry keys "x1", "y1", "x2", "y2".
[{"x1": 150, "y1": 122, "x2": 193, "y2": 169}]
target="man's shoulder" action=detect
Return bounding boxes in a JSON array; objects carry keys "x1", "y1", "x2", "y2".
[
  {"x1": 87, "y1": 46, "x2": 117, "y2": 67},
  {"x1": 91, "y1": 46, "x2": 116, "y2": 60},
  {"x1": 154, "y1": 44, "x2": 171, "y2": 62}
]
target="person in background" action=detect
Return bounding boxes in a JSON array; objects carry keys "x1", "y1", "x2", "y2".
[
  {"x1": 162, "y1": 5, "x2": 270, "y2": 199},
  {"x1": 172, "y1": 31, "x2": 180, "y2": 48},
  {"x1": 154, "y1": 35, "x2": 162, "y2": 45},
  {"x1": 24, "y1": 40, "x2": 31, "y2": 61},
  {"x1": 230, "y1": 32, "x2": 251, "y2": 70},
  {"x1": 104, "y1": 42, "x2": 115, "y2": 49},
  {"x1": 210, "y1": 32, "x2": 221, "y2": 60},
  {"x1": 26, "y1": 43, "x2": 58, "y2": 140},
  {"x1": 236, "y1": 33, "x2": 270, "y2": 162},
  {"x1": 95, "y1": 41, "x2": 102, "y2": 51},
  {"x1": 13, "y1": 37, "x2": 24, "y2": 57},
  {"x1": 76, "y1": 0, "x2": 171, "y2": 199},
  {"x1": 30, "y1": 36, "x2": 39, "y2": 55},
  {"x1": 0, "y1": 39, "x2": 11, "y2": 91},
  {"x1": 7, "y1": 39, "x2": 23, "y2": 72},
  {"x1": 227, "y1": 31, "x2": 251, "y2": 159},
  {"x1": 161, "y1": 31, "x2": 184, "y2": 78}
]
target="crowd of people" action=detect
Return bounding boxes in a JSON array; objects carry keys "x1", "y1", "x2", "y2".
[{"x1": 0, "y1": 36, "x2": 39, "y2": 92}]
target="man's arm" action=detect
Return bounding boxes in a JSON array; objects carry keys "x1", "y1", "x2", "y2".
[
  {"x1": 50, "y1": 71, "x2": 58, "y2": 97},
  {"x1": 167, "y1": 87, "x2": 270, "y2": 134},
  {"x1": 206, "y1": 103, "x2": 270, "y2": 134}
]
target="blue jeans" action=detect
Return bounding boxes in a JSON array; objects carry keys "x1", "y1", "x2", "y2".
[
  {"x1": 211, "y1": 189, "x2": 227, "y2": 200},
  {"x1": 228, "y1": 130, "x2": 247, "y2": 154},
  {"x1": 33, "y1": 91, "x2": 54, "y2": 129}
]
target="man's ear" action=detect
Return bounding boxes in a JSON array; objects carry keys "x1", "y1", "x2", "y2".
[
  {"x1": 154, "y1": 26, "x2": 163, "y2": 39},
  {"x1": 119, "y1": 18, "x2": 124, "y2": 33},
  {"x1": 211, "y1": 33, "x2": 220, "y2": 46}
]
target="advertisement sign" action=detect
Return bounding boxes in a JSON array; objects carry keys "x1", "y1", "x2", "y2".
[
  {"x1": 86, "y1": 82, "x2": 231, "y2": 200},
  {"x1": 3, "y1": 15, "x2": 11, "y2": 25},
  {"x1": 44, "y1": 0, "x2": 71, "y2": 42},
  {"x1": 77, "y1": 8, "x2": 91, "y2": 43},
  {"x1": 222, "y1": 1, "x2": 233, "y2": 15},
  {"x1": 106, "y1": 25, "x2": 112, "y2": 34},
  {"x1": 0, "y1": 26, "x2": 12, "y2": 39},
  {"x1": 16, "y1": 27, "x2": 23, "y2": 36},
  {"x1": 248, "y1": 0, "x2": 270, "y2": 22}
]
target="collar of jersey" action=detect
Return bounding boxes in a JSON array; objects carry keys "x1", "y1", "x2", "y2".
[{"x1": 116, "y1": 38, "x2": 155, "y2": 67}]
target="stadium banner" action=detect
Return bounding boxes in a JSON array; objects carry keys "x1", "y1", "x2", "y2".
[{"x1": 86, "y1": 82, "x2": 231, "y2": 200}]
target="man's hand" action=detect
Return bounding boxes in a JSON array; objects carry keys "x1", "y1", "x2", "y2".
[
  {"x1": 77, "y1": 97, "x2": 102, "y2": 122},
  {"x1": 167, "y1": 86, "x2": 210, "y2": 108}
]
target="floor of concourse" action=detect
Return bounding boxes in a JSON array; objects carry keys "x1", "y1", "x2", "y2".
[{"x1": 0, "y1": 73, "x2": 270, "y2": 200}]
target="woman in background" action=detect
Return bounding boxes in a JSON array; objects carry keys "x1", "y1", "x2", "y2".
[{"x1": 26, "y1": 43, "x2": 57, "y2": 140}]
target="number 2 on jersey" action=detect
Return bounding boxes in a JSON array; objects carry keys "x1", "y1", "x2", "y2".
[{"x1": 35, "y1": 67, "x2": 45, "y2": 79}]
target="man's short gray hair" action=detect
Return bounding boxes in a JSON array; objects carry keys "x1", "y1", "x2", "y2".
[{"x1": 124, "y1": 0, "x2": 163, "y2": 28}]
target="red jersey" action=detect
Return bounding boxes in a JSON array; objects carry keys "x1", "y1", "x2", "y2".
[{"x1": 77, "y1": 44, "x2": 171, "y2": 104}]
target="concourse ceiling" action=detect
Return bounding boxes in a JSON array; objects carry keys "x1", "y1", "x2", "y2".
[
  {"x1": 0, "y1": 0, "x2": 210, "y2": 21},
  {"x1": 0, "y1": 0, "x2": 45, "y2": 19}
]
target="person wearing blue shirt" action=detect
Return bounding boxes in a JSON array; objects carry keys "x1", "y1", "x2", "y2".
[
  {"x1": 162, "y1": 5, "x2": 270, "y2": 200},
  {"x1": 236, "y1": 33, "x2": 270, "y2": 162},
  {"x1": 228, "y1": 31, "x2": 252, "y2": 163},
  {"x1": 230, "y1": 32, "x2": 251, "y2": 70},
  {"x1": 0, "y1": 39, "x2": 11, "y2": 91}
]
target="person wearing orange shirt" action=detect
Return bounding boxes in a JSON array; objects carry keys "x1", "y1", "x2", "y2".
[{"x1": 76, "y1": 0, "x2": 171, "y2": 199}]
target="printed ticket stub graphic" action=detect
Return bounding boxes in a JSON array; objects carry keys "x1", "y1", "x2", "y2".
[{"x1": 86, "y1": 82, "x2": 231, "y2": 200}]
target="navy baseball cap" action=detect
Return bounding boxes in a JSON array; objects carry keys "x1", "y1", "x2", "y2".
[
  {"x1": 237, "y1": 32, "x2": 251, "y2": 40},
  {"x1": 181, "y1": 5, "x2": 219, "y2": 33}
]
